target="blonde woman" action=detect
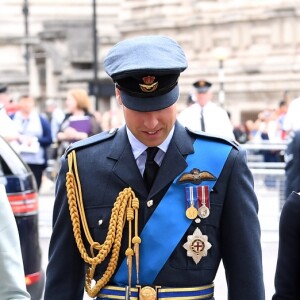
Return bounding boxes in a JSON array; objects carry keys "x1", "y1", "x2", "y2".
[{"x1": 57, "y1": 88, "x2": 102, "y2": 155}]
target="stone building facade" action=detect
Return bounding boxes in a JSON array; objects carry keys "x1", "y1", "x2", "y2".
[{"x1": 1, "y1": 0, "x2": 300, "y2": 125}]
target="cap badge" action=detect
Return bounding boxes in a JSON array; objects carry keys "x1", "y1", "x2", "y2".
[
  {"x1": 139, "y1": 76, "x2": 158, "y2": 93},
  {"x1": 183, "y1": 227, "x2": 212, "y2": 264},
  {"x1": 199, "y1": 80, "x2": 205, "y2": 87}
]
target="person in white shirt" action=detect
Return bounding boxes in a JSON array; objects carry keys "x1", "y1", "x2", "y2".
[
  {"x1": 283, "y1": 96, "x2": 300, "y2": 133},
  {"x1": 9, "y1": 95, "x2": 52, "y2": 190},
  {"x1": 177, "y1": 80, "x2": 234, "y2": 140},
  {"x1": 0, "y1": 105, "x2": 19, "y2": 139},
  {"x1": 0, "y1": 184, "x2": 31, "y2": 300},
  {"x1": 0, "y1": 84, "x2": 11, "y2": 112}
]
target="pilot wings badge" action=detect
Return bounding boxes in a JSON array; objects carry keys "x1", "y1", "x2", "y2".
[
  {"x1": 178, "y1": 168, "x2": 216, "y2": 185},
  {"x1": 183, "y1": 227, "x2": 212, "y2": 264}
]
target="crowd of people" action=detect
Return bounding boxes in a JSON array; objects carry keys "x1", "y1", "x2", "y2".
[
  {"x1": 1, "y1": 34, "x2": 300, "y2": 300},
  {"x1": 0, "y1": 86, "x2": 106, "y2": 187}
]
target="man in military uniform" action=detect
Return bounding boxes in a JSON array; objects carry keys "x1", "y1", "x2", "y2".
[
  {"x1": 44, "y1": 35, "x2": 265, "y2": 300},
  {"x1": 177, "y1": 79, "x2": 234, "y2": 140}
]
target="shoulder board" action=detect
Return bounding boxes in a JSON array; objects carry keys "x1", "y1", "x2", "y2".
[
  {"x1": 186, "y1": 127, "x2": 239, "y2": 149},
  {"x1": 64, "y1": 128, "x2": 118, "y2": 157}
]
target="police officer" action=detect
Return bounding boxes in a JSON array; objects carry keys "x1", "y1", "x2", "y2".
[
  {"x1": 177, "y1": 80, "x2": 234, "y2": 139},
  {"x1": 44, "y1": 35, "x2": 265, "y2": 300}
]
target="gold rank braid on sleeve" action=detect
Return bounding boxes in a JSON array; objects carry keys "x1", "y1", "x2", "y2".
[{"x1": 66, "y1": 150, "x2": 141, "y2": 298}]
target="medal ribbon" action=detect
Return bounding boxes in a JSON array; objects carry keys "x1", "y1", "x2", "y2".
[
  {"x1": 185, "y1": 186, "x2": 197, "y2": 208},
  {"x1": 114, "y1": 138, "x2": 232, "y2": 285},
  {"x1": 198, "y1": 185, "x2": 210, "y2": 208}
]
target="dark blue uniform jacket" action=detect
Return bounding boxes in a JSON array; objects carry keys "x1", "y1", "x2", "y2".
[
  {"x1": 44, "y1": 121, "x2": 265, "y2": 300},
  {"x1": 273, "y1": 191, "x2": 300, "y2": 299}
]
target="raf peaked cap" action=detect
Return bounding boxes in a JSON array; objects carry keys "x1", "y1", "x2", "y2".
[
  {"x1": 104, "y1": 35, "x2": 188, "y2": 112},
  {"x1": 0, "y1": 84, "x2": 7, "y2": 93},
  {"x1": 193, "y1": 80, "x2": 212, "y2": 94}
]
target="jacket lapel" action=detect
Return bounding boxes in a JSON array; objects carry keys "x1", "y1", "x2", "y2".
[
  {"x1": 108, "y1": 127, "x2": 147, "y2": 196},
  {"x1": 150, "y1": 122, "x2": 195, "y2": 197}
]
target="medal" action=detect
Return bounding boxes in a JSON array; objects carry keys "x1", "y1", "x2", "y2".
[
  {"x1": 186, "y1": 206, "x2": 198, "y2": 219},
  {"x1": 183, "y1": 227, "x2": 212, "y2": 264},
  {"x1": 197, "y1": 185, "x2": 210, "y2": 218},
  {"x1": 185, "y1": 186, "x2": 198, "y2": 220},
  {"x1": 198, "y1": 205, "x2": 210, "y2": 218}
]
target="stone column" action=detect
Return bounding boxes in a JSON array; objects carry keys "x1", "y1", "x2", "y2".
[
  {"x1": 29, "y1": 56, "x2": 40, "y2": 98},
  {"x1": 46, "y1": 57, "x2": 58, "y2": 97}
]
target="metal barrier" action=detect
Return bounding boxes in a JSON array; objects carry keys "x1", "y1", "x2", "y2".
[
  {"x1": 241, "y1": 141, "x2": 288, "y2": 241},
  {"x1": 242, "y1": 141, "x2": 287, "y2": 208}
]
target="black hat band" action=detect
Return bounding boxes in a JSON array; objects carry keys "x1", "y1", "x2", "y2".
[{"x1": 116, "y1": 80, "x2": 178, "y2": 99}]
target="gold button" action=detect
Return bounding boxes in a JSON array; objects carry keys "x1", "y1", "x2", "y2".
[{"x1": 139, "y1": 286, "x2": 157, "y2": 300}]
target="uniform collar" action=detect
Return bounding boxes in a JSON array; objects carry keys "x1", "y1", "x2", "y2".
[{"x1": 126, "y1": 125, "x2": 174, "y2": 160}]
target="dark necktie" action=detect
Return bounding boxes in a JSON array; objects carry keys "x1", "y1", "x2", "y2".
[
  {"x1": 143, "y1": 147, "x2": 159, "y2": 191},
  {"x1": 200, "y1": 107, "x2": 205, "y2": 132}
]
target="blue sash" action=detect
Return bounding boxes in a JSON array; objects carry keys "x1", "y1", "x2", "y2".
[{"x1": 114, "y1": 138, "x2": 232, "y2": 285}]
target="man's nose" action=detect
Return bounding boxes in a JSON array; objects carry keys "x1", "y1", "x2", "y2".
[{"x1": 144, "y1": 114, "x2": 158, "y2": 129}]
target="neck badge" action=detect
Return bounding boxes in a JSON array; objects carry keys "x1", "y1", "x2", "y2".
[{"x1": 183, "y1": 227, "x2": 212, "y2": 264}]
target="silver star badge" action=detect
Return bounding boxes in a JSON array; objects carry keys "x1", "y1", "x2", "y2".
[{"x1": 183, "y1": 227, "x2": 212, "y2": 264}]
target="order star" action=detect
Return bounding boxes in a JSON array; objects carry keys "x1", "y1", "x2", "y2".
[{"x1": 183, "y1": 227, "x2": 212, "y2": 264}]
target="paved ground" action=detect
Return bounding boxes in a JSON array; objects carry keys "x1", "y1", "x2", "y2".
[{"x1": 39, "y1": 177, "x2": 280, "y2": 299}]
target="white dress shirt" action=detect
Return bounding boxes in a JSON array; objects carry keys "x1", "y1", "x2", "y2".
[
  {"x1": 0, "y1": 106, "x2": 19, "y2": 138},
  {"x1": 126, "y1": 126, "x2": 174, "y2": 176},
  {"x1": 177, "y1": 101, "x2": 234, "y2": 140},
  {"x1": 283, "y1": 97, "x2": 300, "y2": 132}
]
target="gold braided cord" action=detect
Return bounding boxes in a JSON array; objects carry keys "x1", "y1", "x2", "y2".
[
  {"x1": 66, "y1": 150, "x2": 140, "y2": 298},
  {"x1": 125, "y1": 194, "x2": 133, "y2": 291},
  {"x1": 132, "y1": 197, "x2": 141, "y2": 284}
]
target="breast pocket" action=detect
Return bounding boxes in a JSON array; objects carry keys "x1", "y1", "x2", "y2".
[
  {"x1": 85, "y1": 205, "x2": 113, "y2": 244},
  {"x1": 169, "y1": 197, "x2": 222, "y2": 271}
]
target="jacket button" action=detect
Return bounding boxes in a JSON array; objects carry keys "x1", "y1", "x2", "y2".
[{"x1": 147, "y1": 200, "x2": 153, "y2": 207}]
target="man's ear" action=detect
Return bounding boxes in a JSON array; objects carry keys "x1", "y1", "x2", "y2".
[{"x1": 115, "y1": 87, "x2": 123, "y2": 106}]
